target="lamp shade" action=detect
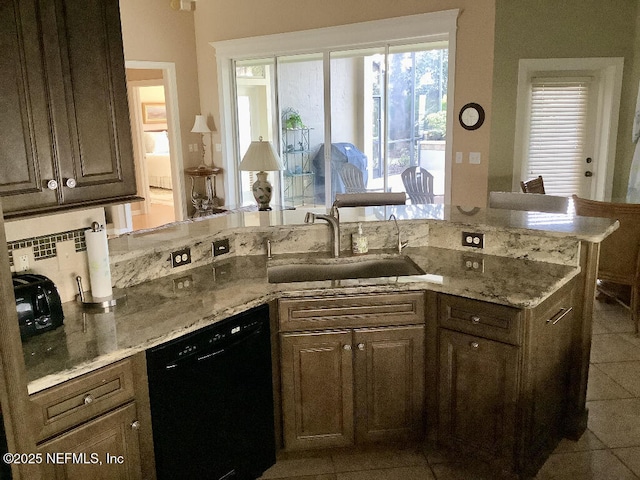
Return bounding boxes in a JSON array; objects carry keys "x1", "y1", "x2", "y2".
[
  {"x1": 191, "y1": 114, "x2": 211, "y2": 133},
  {"x1": 239, "y1": 137, "x2": 284, "y2": 172}
]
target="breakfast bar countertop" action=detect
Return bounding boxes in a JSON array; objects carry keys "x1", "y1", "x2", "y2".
[{"x1": 22, "y1": 245, "x2": 579, "y2": 394}]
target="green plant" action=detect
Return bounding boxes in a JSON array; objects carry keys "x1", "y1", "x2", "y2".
[{"x1": 282, "y1": 108, "x2": 305, "y2": 129}]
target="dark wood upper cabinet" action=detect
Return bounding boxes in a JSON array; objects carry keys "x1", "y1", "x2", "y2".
[{"x1": 0, "y1": 0, "x2": 137, "y2": 218}]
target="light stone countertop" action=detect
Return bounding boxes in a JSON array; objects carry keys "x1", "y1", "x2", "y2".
[{"x1": 23, "y1": 246, "x2": 579, "y2": 395}]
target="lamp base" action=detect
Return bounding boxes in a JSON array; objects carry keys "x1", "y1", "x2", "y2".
[{"x1": 252, "y1": 171, "x2": 273, "y2": 211}]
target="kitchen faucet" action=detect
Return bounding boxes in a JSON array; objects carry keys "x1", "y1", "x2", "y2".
[
  {"x1": 388, "y1": 214, "x2": 408, "y2": 253},
  {"x1": 305, "y1": 209, "x2": 341, "y2": 257}
]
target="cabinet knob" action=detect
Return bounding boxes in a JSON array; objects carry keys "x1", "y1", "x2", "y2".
[
  {"x1": 46, "y1": 179, "x2": 58, "y2": 190},
  {"x1": 470, "y1": 341, "x2": 479, "y2": 349},
  {"x1": 83, "y1": 394, "x2": 94, "y2": 405},
  {"x1": 357, "y1": 343, "x2": 365, "y2": 351},
  {"x1": 65, "y1": 178, "x2": 77, "y2": 188},
  {"x1": 470, "y1": 315, "x2": 481, "y2": 324},
  {"x1": 131, "y1": 420, "x2": 140, "y2": 430},
  {"x1": 343, "y1": 344, "x2": 352, "y2": 351}
]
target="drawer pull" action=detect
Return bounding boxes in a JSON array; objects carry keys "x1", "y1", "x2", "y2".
[
  {"x1": 470, "y1": 341, "x2": 479, "y2": 349},
  {"x1": 83, "y1": 394, "x2": 94, "y2": 405},
  {"x1": 343, "y1": 344, "x2": 352, "y2": 351},
  {"x1": 470, "y1": 315, "x2": 481, "y2": 324},
  {"x1": 357, "y1": 343, "x2": 365, "y2": 351},
  {"x1": 547, "y1": 307, "x2": 572, "y2": 325},
  {"x1": 131, "y1": 420, "x2": 140, "y2": 430}
]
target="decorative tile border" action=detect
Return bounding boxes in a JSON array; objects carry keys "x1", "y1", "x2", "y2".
[{"x1": 7, "y1": 229, "x2": 87, "y2": 267}]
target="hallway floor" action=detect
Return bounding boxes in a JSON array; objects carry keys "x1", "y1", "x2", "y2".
[{"x1": 260, "y1": 299, "x2": 640, "y2": 480}]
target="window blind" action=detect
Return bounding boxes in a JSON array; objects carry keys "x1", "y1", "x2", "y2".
[{"x1": 525, "y1": 78, "x2": 591, "y2": 196}]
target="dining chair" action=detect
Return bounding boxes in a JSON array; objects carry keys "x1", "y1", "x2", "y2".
[
  {"x1": 572, "y1": 195, "x2": 640, "y2": 335},
  {"x1": 401, "y1": 167, "x2": 435, "y2": 204},
  {"x1": 520, "y1": 176, "x2": 546, "y2": 194}
]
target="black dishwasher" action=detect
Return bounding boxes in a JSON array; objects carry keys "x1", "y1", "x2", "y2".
[{"x1": 146, "y1": 304, "x2": 276, "y2": 480}]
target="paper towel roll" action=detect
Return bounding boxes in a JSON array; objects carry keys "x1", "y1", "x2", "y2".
[{"x1": 85, "y1": 225, "x2": 113, "y2": 298}]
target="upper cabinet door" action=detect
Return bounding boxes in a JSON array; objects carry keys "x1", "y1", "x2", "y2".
[
  {"x1": 0, "y1": 0, "x2": 59, "y2": 212},
  {"x1": 42, "y1": 0, "x2": 136, "y2": 204}
]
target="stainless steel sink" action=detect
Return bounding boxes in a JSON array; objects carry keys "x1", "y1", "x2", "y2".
[{"x1": 267, "y1": 255, "x2": 425, "y2": 283}]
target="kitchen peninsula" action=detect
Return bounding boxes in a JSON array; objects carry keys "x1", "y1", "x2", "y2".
[{"x1": 20, "y1": 205, "x2": 617, "y2": 479}]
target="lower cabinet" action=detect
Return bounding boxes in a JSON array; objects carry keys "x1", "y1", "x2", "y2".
[
  {"x1": 437, "y1": 329, "x2": 518, "y2": 459},
  {"x1": 436, "y1": 281, "x2": 576, "y2": 475},
  {"x1": 37, "y1": 403, "x2": 142, "y2": 480},
  {"x1": 279, "y1": 293, "x2": 426, "y2": 450},
  {"x1": 29, "y1": 353, "x2": 155, "y2": 480}
]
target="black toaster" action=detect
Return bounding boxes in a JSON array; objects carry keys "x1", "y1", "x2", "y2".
[{"x1": 12, "y1": 273, "x2": 64, "y2": 339}]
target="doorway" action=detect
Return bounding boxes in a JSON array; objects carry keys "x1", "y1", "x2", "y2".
[
  {"x1": 513, "y1": 58, "x2": 623, "y2": 200},
  {"x1": 107, "y1": 62, "x2": 186, "y2": 234}
]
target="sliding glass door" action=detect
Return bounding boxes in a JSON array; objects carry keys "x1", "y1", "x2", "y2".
[{"x1": 233, "y1": 42, "x2": 448, "y2": 208}]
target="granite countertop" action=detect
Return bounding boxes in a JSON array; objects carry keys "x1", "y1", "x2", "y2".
[
  {"x1": 107, "y1": 204, "x2": 619, "y2": 260},
  {"x1": 23, "y1": 246, "x2": 579, "y2": 394}
]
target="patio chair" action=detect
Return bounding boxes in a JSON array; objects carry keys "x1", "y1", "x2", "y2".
[
  {"x1": 401, "y1": 167, "x2": 434, "y2": 204},
  {"x1": 520, "y1": 175, "x2": 546, "y2": 194},
  {"x1": 339, "y1": 163, "x2": 367, "y2": 193},
  {"x1": 572, "y1": 195, "x2": 640, "y2": 335}
]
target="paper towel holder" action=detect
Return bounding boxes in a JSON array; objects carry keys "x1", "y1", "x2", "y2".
[{"x1": 76, "y1": 275, "x2": 126, "y2": 310}]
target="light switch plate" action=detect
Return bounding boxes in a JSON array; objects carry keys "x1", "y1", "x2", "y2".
[
  {"x1": 455, "y1": 152, "x2": 463, "y2": 164},
  {"x1": 212, "y1": 238, "x2": 230, "y2": 257},
  {"x1": 469, "y1": 152, "x2": 481, "y2": 164}
]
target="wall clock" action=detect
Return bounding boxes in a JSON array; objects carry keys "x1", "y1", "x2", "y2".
[{"x1": 459, "y1": 103, "x2": 485, "y2": 131}]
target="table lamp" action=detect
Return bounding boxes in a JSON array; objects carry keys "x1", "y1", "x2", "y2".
[
  {"x1": 191, "y1": 114, "x2": 212, "y2": 166},
  {"x1": 239, "y1": 137, "x2": 284, "y2": 210}
]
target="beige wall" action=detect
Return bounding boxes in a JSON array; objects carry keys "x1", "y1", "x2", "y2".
[
  {"x1": 489, "y1": 0, "x2": 639, "y2": 199},
  {"x1": 119, "y1": 0, "x2": 202, "y2": 208},
  {"x1": 193, "y1": 0, "x2": 496, "y2": 207}
]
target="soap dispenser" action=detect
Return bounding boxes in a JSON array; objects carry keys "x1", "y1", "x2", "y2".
[{"x1": 352, "y1": 223, "x2": 368, "y2": 254}]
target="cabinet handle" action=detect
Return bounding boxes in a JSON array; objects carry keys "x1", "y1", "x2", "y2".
[
  {"x1": 65, "y1": 178, "x2": 77, "y2": 188},
  {"x1": 46, "y1": 179, "x2": 58, "y2": 190},
  {"x1": 357, "y1": 343, "x2": 365, "y2": 351},
  {"x1": 131, "y1": 420, "x2": 140, "y2": 430},
  {"x1": 470, "y1": 315, "x2": 481, "y2": 324},
  {"x1": 343, "y1": 344, "x2": 352, "y2": 351},
  {"x1": 83, "y1": 394, "x2": 94, "y2": 405},
  {"x1": 547, "y1": 307, "x2": 572, "y2": 325},
  {"x1": 470, "y1": 341, "x2": 479, "y2": 349}
]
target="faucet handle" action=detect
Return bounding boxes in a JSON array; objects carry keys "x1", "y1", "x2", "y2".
[{"x1": 330, "y1": 203, "x2": 340, "y2": 221}]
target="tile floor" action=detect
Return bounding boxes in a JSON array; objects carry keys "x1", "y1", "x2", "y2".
[{"x1": 260, "y1": 299, "x2": 640, "y2": 480}]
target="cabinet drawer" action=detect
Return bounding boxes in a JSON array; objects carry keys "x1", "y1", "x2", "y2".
[
  {"x1": 31, "y1": 358, "x2": 136, "y2": 442},
  {"x1": 279, "y1": 292, "x2": 425, "y2": 332},
  {"x1": 438, "y1": 294, "x2": 522, "y2": 345}
]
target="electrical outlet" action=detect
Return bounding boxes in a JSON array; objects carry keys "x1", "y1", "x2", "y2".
[
  {"x1": 462, "y1": 231, "x2": 484, "y2": 249},
  {"x1": 462, "y1": 255, "x2": 484, "y2": 272},
  {"x1": 212, "y1": 238, "x2": 230, "y2": 257},
  {"x1": 18, "y1": 254, "x2": 29, "y2": 272},
  {"x1": 173, "y1": 275, "x2": 193, "y2": 291},
  {"x1": 170, "y1": 247, "x2": 191, "y2": 268}
]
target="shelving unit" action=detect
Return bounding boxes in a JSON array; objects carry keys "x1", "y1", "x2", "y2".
[{"x1": 282, "y1": 127, "x2": 315, "y2": 206}]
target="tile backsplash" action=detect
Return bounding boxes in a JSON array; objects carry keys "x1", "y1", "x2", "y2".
[
  {"x1": 5, "y1": 208, "x2": 105, "y2": 302},
  {"x1": 7, "y1": 229, "x2": 87, "y2": 267}
]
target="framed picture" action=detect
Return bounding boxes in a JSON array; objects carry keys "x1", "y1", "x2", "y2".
[{"x1": 142, "y1": 103, "x2": 167, "y2": 124}]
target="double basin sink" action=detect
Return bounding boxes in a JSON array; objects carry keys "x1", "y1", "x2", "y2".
[{"x1": 267, "y1": 254, "x2": 425, "y2": 283}]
